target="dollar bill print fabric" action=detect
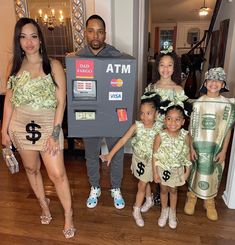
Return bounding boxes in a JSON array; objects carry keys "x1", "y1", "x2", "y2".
[
  {"x1": 7, "y1": 71, "x2": 64, "y2": 151},
  {"x1": 188, "y1": 95, "x2": 235, "y2": 199},
  {"x1": 130, "y1": 121, "x2": 162, "y2": 182},
  {"x1": 153, "y1": 129, "x2": 192, "y2": 170},
  {"x1": 7, "y1": 71, "x2": 57, "y2": 109}
]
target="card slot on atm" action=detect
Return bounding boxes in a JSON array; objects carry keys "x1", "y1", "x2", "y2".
[{"x1": 75, "y1": 110, "x2": 96, "y2": 120}]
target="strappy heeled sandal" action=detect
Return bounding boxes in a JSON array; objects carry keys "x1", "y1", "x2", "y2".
[
  {"x1": 39, "y1": 198, "x2": 52, "y2": 225},
  {"x1": 63, "y1": 211, "x2": 76, "y2": 238},
  {"x1": 63, "y1": 227, "x2": 76, "y2": 239}
]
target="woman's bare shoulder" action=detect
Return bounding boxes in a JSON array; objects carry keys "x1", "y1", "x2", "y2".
[
  {"x1": 50, "y1": 58, "x2": 64, "y2": 74},
  {"x1": 50, "y1": 58, "x2": 62, "y2": 67}
]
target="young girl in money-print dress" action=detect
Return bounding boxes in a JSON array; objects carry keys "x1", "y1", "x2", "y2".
[
  {"x1": 152, "y1": 103, "x2": 192, "y2": 229},
  {"x1": 100, "y1": 92, "x2": 162, "y2": 227},
  {"x1": 143, "y1": 46, "x2": 188, "y2": 210}
]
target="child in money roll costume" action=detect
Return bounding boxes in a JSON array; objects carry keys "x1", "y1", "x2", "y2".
[
  {"x1": 100, "y1": 92, "x2": 163, "y2": 227},
  {"x1": 152, "y1": 101, "x2": 192, "y2": 229},
  {"x1": 184, "y1": 67, "x2": 235, "y2": 221}
]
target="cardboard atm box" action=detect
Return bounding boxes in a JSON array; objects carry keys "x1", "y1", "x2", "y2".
[{"x1": 65, "y1": 54, "x2": 136, "y2": 138}]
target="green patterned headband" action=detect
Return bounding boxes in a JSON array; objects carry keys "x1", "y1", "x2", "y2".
[
  {"x1": 141, "y1": 92, "x2": 158, "y2": 100},
  {"x1": 160, "y1": 45, "x2": 173, "y2": 54}
]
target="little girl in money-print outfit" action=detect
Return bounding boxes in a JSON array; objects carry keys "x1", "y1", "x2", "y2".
[
  {"x1": 152, "y1": 102, "x2": 192, "y2": 229},
  {"x1": 100, "y1": 92, "x2": 162, "y2": 227}
]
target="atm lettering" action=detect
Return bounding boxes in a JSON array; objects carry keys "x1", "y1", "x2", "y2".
[{"x1": 106, "y1": 64, "x2": 131, "y2": 74}]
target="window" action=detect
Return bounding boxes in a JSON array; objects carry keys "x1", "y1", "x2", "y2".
[{"x1": 160, "y1": 30, "x2": 174, "y2": 50}]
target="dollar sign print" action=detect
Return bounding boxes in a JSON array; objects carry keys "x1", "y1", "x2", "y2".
[
  {"x1": 26, "y1": 120, "x2": 42, "y2": 144},
  {"x1": 162, "y1": 170, "x2": 171, "y2": 182},
  {"x1": 136, "y1": 162, "x2": 145, "y2": 176}
]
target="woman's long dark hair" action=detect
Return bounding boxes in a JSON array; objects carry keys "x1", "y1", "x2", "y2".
[
  {"x1": 155, "y1": 51, "x2": 182, "y2": 85},
  {"x1": 10, "y1": 18, "x2": 51, "y2": 77}
]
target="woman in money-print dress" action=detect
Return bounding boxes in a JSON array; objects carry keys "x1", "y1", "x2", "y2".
[{"x1": 1, "y1": 18, "x2": 75, "y2": 238}]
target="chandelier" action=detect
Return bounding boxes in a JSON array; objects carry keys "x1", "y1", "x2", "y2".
[
  {"x1": 199, "y1": 0, "x2": 209, "y2": 16},
  {"x1": 38, "y1": 2, "x2": 64, "y2": 31}
]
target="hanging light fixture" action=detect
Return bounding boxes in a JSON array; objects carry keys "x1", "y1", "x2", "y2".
[
  {"x1": 199, "y1": 0, "x2": 209, "y2": 16},
  {"x1": 38, "y1": 1, "x2": 64, "y2": 31}
]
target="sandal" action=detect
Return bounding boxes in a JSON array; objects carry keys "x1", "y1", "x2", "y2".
[
  {"x1": 63, "y1": 211, "x2": 76, "y2": 238},
  {"x1": 63, "y1": 227, "x2": 76, "y2": 239},
  {"x1": 39, "y1": 198, "x2": 52, "y2": 225}
]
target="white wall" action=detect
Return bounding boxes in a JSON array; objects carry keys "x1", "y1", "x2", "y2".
[
  {"x1": 85, "y1": 0, "x2": 95, "y2": 20},
  {"x1": 94, "y1": 0, "x2": 112, "y2": 44},
  {"x1": 0, "y1": 0, "x2": 16, "y2": 94},
  {"x1": 87, "y1": 0, "x2": 134, "y2": 55},
  {"x1": 214, "y1": 0, "x2": 235, "y2": 209},
  {"x1": 111, "y1": 0, "x2": 134, "y2": 55}
]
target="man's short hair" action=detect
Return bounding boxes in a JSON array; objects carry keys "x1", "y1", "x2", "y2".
[{"x1": 86, "y1": 14, "x2": 106, "y2": 30}]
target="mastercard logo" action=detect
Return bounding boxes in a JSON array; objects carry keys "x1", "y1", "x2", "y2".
[{"x1": 110, "y1": 78, "x2": 123, "y2": 87}]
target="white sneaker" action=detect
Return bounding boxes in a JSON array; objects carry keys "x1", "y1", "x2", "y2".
[
  {"x1": 132, "y1": 206, "x2": 144, "y2": 227},
  {"x1": 111, "y1": 188, "x2": 125, "y2": 209},
  {"x1": 86, "y1": 186, "x2": 101, "y2": 208},
  {"x1": 140, "y1": 195, "x2": 154, "y2": 212},
  {"x1": 158, "y1": 207, "x2": 169, "y2": 227},
  {"x1": 169, "y1": 208, "x2": 177, "y2": 229}
]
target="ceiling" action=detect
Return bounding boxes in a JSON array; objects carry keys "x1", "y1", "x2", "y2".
[{"x1": 151, "y1": 0, "x2": 217, "y2": 23}]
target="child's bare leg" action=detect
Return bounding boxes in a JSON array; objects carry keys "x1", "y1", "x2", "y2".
[
  {"x1": 135, "y1": 180, "x2": 147, "y2": 207},
  {"x1": 141, "y1": 182, "x2": 154, "y2": 212},
  {"x1": 160, "y1": 184, "x2": 168, "y2": 208},
  {"x1": 145, "y1": 183, "x2": 151, "y2": 197},
  {"x1": 168, "y1": 187, "x2": 178, "y2": 229},
  {"x1": 158, "y1": 184, "x2": 169, "y2": 227},
  {"x1": 133, "y1": 180, "x2": 146, "y2": 227},
  {"x1": 169, "y1": 187, "x2": 177, "y2": 210}
]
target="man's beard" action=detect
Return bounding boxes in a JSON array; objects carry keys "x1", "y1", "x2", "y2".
[{"x1": 90, "y1": 40, "x2": 103, "y2": 50}]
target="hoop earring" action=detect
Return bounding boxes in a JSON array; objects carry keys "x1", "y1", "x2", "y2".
[{"x1": 40, "y1": 46, "x2": 43, "y2": 54}]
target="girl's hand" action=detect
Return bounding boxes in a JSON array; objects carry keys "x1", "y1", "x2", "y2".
[
  {"x1": 1, "y1": 132, "x2": 12, "y2": 148},
  {"x1": 190, "y1": 147, "x2": 197, "y2": 161},
  {"x1": 153, "y1": 172, "x2": 161, "y2": 183},
  {"x1": 46, "y1": 136, "x2": 60, "y2": 156},
  {"x1": 215, "y1": 151, "x2": 226, "y2": 164},
  {"x1": 99, "y1": 154, "x2": 112, "y2": 166},
  {"x1": 184, "y1": 167, "x2": 190, "y2": 181}
]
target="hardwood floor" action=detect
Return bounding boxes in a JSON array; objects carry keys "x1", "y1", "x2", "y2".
[{"x1": 0, "y1": 149, "x2": 235, "y2": 245}]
